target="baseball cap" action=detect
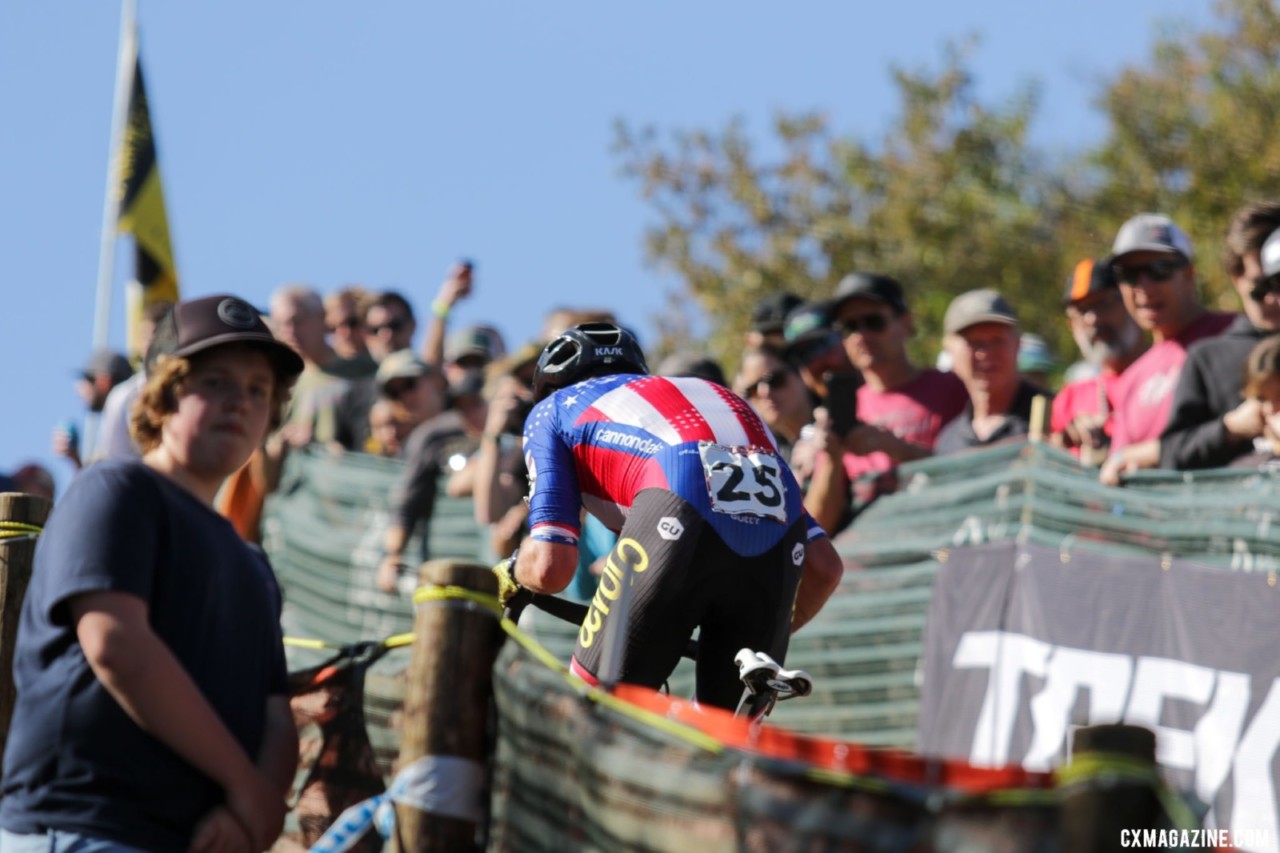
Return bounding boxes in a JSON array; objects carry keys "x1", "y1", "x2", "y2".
[
  {"x1": 943, "y1": 289, "x2": 1019, "y2": 335},
  {"x1": 445, "y1": 325, "x2": 506, "y2": 365},
  {"x1": 1062, "y1": 258, "x2": 1117, "y2": 305},
  {"x1": 782, "y1": 301, "x2": 841, "y2": 365},
  {"x1": 749, "y1": 292, "x2": 803, "y2": 334},
  {"x1": 656, "y1": 351, "x2": 727, "y2": 386},
  {"x1": 827, "y1": 272, "x2": 908, "y2": 316},
  {"x1": 1110, "y1": 213, "x2": 1195, "y2": 263},
  {"x1": 80, "y1": 349, "x2": 134, "y2": 385},
  {"x1": 146, "y1": 294, "x2": 304, "y2": 378},
  {"x1": 1261, "y1": 228, "x2": 1280, "y2": 277},
  {"x1": 375, "y1": 349, "x2": 433, "y2": 394}
]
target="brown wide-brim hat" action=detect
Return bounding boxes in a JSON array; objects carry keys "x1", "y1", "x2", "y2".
[{"x1": 145, "y1": 294, "x2": 305, "y2": 378}]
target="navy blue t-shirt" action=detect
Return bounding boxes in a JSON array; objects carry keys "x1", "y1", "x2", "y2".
[{"x1": 0, "y1": 460, "x2": 289, "y2": 851}]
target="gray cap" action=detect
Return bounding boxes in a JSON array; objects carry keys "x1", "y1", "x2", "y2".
[
  {"x1": 375, "y1": 349, "x2": 432, "y2": 393},
  {"x1": 445, "y1": 325, "x2": 506, "y2": 365},
  {"x1": 827, "y1": 272, "x2": 908, "y2": 316},
  {"x1": 944, "y1": 289, "x2": 1019, "y2": 335},
  {"x1": 1261, "y1": 228, "x2": 1280, "y2": 277},
  {"x1": 1110, "y1": 213, "x2": 1194, "y2": 263},
  {"x1": 656, "y1": 351, "x2": 726, "y2": 386},
  {"x1": 81, "y1": 349, "x2": 134, "y2": 385}
]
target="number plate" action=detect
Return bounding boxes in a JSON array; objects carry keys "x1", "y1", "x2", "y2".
[{"x1": 698, "y1": 442, "x2": 787, "y2": 523}]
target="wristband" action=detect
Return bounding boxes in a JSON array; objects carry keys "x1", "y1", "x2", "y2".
[{"x1": 431, "y1": 300, "x2": 450, "y2": 319}]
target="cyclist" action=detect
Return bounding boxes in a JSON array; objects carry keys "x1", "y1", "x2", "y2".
[{"x1": 494, "y1": 322, "x2": 843, "y2": 710}]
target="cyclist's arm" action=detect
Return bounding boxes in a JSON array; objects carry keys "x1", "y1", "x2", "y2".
[
  {"x1": 514, "y1": 538, "x2": 579, "y2": 594},
  {"x1": 791, "y1": 534, "x2": 842, "y2": 632}
]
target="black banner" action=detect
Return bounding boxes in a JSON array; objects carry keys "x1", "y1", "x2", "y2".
[{"x1": 918, "y1": 541, "x2": 1280, "y2": 848}]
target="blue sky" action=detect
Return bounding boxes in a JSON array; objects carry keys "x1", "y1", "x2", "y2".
[{"x1": 0, "y1": 1, "x2": 1215, "y2": 491}]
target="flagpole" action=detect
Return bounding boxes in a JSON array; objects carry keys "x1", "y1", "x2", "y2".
[{"x1": 92, "y1": 0, "x2": 137, "y2": 349}]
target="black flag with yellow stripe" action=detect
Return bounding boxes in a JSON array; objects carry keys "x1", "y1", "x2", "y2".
[{"x1": 115, "y1": 51, "x2": 179, "y2": 358}]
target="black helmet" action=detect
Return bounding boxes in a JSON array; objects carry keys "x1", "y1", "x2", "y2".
[{"x1": 532, "y1": 322, "x2": 648, "y2": 401}]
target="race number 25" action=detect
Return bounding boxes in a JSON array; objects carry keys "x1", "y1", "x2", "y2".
[{"x1": 699, "y1": 442, "x2": 788, "y2": 523}]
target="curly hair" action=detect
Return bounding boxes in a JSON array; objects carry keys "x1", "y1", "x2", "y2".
[
  {"x1": 130, "y1": 347, "x2": 294, "y2": 454},
  {"x1": 1244, "y1": 335, "x2": 1280, "y2": 401},
  {"x1": 1224, "y1": 201, "x2": 1280, "y2": 278}
]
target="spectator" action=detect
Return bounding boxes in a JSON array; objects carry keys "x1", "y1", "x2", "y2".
[
  {"x1": 804, "y1": 272, "x2": 967, "y2": 534},
  {"x1": 781, "y1": 300, "x2": 854, "y2": 401},
  {"x1": 92, "y1": 300, "x2": 173, "y2": 465},
  {"x1": 1102, "y1": 213, "x2": 1234, "y2": 484},
  {"x1": 0, "y1": 294, "x2": 301, "y2": 852},
  {"x1": 270, "y1": 284, "x2": 371, "y2": 448},
  {"x1": 419, "y1": 261, "x2": 475, "y2": 369},
  {"x1": 376, "y1": 349, "x2": 444, "y2": 434},
  {"x1": 1229, "y1": 335, "x2": 1280, "y2": 467},
  {"x1": 735, "y1": 344, "x2": 813, "y2": 462},
  {"x1": 657, "y1": 351, "x2": 727, "y2": 386},
  {"x1": 1050, "y1": 258, "x2": 1147, "y2": 463},
  {"x1": 52, "y1": 350, "x2": 134, "y2": 471},
  {"x1": 1160, "y1": 202, "x2": 1280, "y2": 469},
  {"x1": 377, "y1": 369, "x2": 487, "y2": 592},
  {"x1": 1017, "y1": 333, "x2": 1058, "y2": 391},
  {"x1": 11, "y1": 463, "x2": 55, "y2": 501},
  {"x1": 324, "y1": 285, "x2": 373, "y2": 365},
  {"x1": 365, "y1": 399, "x2": 410, "y2": 458},
  {"x1": 442, "y1": 324, "x2": 506, "y2": 386},
  {"x1": 935, "y1": 289, "x2": 1051, "y2": 454},
  {"x1": 746, "y1": 292, "x2": 803, "y2": 348},
  {"x1": 541, "y1": 307, "x2": 617, "y2": 340},
  {"x1": 363, "y1": 291, "x2": 418, "y2": 362},
  {"x1": 471, "y1": 360, "x2": 539, "y2": 560}
]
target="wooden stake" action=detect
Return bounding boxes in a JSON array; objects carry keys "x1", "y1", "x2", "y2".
[
  {"x1": 1061, "y1": 724, "x2": 1161, "y2": 853},
  {"x1": 0, "y1": 492, "x2": 53, "y2": 765},
  {"x1": 391, "y1": 560, "x2": 502, "y2": 853}
]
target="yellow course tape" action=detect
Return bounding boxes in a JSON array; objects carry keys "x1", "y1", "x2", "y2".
[
  {"x1": 1056, "y1": 752, "x2": 1197, "y2": 829},
  {"x1": 283, "y1": 631, "x2": 418, "y2": 652},
  {"x1": 412, "y1": 584, "x2": 503, "y2": 616},
  {"x1": 284, "y1": 584, "x2": 1079, "y2": 808},
  {"x1": 0, "y1": 521, "x2": 42, "y2": 540}
]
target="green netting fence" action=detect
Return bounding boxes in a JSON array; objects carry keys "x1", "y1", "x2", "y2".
[{"x1": 262, "y1": 441, "x2": 1276, "y2": 845}]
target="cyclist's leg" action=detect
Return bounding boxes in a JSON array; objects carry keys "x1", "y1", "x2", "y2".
[
  {"x1": 692, "y1": 520, "x2": 807, "y2": 710},
  {"x1": 571, "y1": 489, "x2": 705, "y2": 692}
]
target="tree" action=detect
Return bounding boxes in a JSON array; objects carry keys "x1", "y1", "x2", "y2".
[
  {"x1": 615, "y1": 43, "x2": 1077, "y2": 372},
  {"x1": 1089, "y1": 0, "x2": 1280, "y2": 306}
]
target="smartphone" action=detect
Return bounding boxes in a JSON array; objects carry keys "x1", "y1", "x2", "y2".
[{"x1": 823, "y1": 371, "x2": 863, "y2": 438}]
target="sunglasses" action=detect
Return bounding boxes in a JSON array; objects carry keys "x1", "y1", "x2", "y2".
[
  {"x1": 835, "y1": 314, "x2": 889, "y2": 336},
  {"x1": 1250, "y1": 274, "x2": 1280, "y2": 303},
  {"x1": 745, "y1": 372, "x2": 790, "y2": 398},
  {"x1": 383, "y1": 378, "x2": 417, "y2": 399},
  {"x1": 327, "y1": 317, "x2": 361, "y2": 333},
  {"x1": 369, "y1": 318, "x2": 408, "y2": 335},
  {"x1": 1113, "y1": 258, "x2": 1188, "y2": 285}
]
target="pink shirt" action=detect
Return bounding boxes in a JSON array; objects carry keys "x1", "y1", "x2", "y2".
[
  {"x1": 1110, "y1": 311, "x2": 1235, "y2": 450},
  {"x1": 1050, "y1": 372, "x2": 1123, "y2": 458},
  {"x1": 841, "y1": 368, "x2": 968, "y2": 480}
]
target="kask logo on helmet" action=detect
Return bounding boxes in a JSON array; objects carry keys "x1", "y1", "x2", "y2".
[{"x1": 596, "y1": 346, "x2": 625, "y2": 357}]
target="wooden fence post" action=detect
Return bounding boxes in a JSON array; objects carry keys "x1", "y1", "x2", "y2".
[
  {"x1": 0, "y1": 491, "x2": 52, "y2": 765},
  {"x1": 1061, "y1": 724, "x2": 1162, "y2": 853},
  {"x1": 391, "y1": 559, "x2": 503, "y2": 853}
]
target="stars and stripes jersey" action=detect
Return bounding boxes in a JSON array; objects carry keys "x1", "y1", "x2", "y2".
[{"x1": 523, "y1": 374, "x2": 825, "y2": 557}]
